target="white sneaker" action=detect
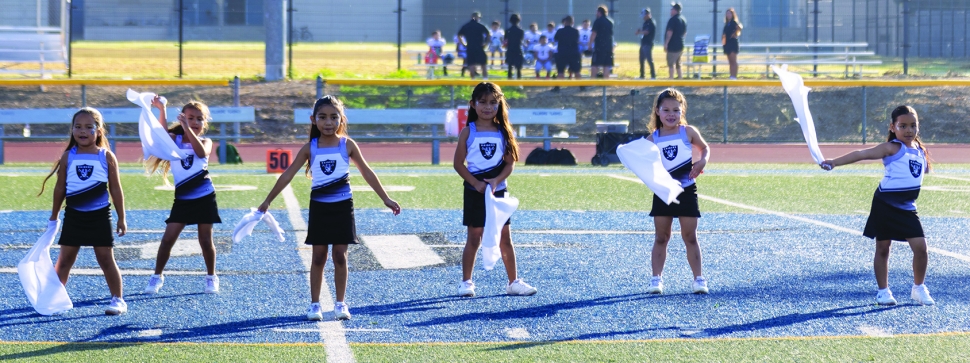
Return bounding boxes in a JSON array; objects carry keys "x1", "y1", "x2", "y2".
[
  {"x1": 506, "y1": 279, "x2": 538, "y2": 296},
  {"x1": 144, "y1": 274, "x2": 164, "y2": 294},
  {"x1": 647, "y1": 276, "x2": 663, "y2": 294},
  {"x1": 105, "y1": 296, "x2": 127, "y2": 315},
  {"x1": 911, "y1": 284, "x2": 936, "y2": 306},
  {"x1": 458, "y1": 280, "x2": 476, "y2": 297},
  {"x1": 692, "y1": 276, "x2": 709, "y2": 294},
  {"x1": 334, "y1": 302, "x2": 351, "y2": 320},
  {"x1": 204, "y1": 275, "x2": 220, "y2": 294},
  {"x1": 306, "y1": 303, "x2": 323, "y2": 321},
  {"x1": 876, "y1": 288, "x2": 897, "y2": 305}
]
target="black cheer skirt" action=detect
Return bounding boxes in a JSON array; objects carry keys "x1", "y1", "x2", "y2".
[
  {"x1": 305, "y1": 199, "x2": 359, "y2": 245},
  {"x1": 166, "y1": 192, "x2": 222, "y2": 225},
  {"x1": 863, "y1": 197, "x2": 924, "y2": 241},
  {"x1": 59, "y1": 206, "x2": 114, "y2": 247},
  {"x1": 650, "y1": 184, "x2": 701, "y2": 218}
]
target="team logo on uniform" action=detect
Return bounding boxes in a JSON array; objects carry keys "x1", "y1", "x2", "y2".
[
  {"x1": 320, "y1": 159, "x2": 337, "y2": 175},
  {"x1": 180, "y1": 155, "x2": 194, "y2": 170},
  {"x1": 75, "y1": 164, "x2": 93, "y2": 181},
  {"x1": 479, "y1": 142, "x2": 497, "y2": 160},
  {"x1": 909, "y1": 160, "x2": 923, "y2": 178},
  {"x1": 662, "y1": 145, "x2": 678, "y2": 161}
]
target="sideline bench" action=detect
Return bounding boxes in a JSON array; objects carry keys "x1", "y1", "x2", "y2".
[
  {"x1": 0, "y1": 107, "x2": 256, "y2": 164},
  {"x1": 0, "y1": 27, "x2": 66, "y2": 78},
  {"x1": 684, "y1": 42, "x2": 881, "y2": 78},
  {"x1": 294, "y1": 108, "x2": 576, "y2": 165}
]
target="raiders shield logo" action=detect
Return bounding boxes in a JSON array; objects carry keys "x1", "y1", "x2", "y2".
[
  {"x1": 662, "y1": 145, "x2": 678, "y2": 161},
  {"x1": 180, "y1": 155, "x2": 194, "y2": 170},
  {"x1": 320, "y1": 159, "x2": 337, "y2": 175},
  {"x1": 909, "y1": 159, "x2": 923, "y2": 178},
  {"x1": 75, "y1": 164, "x2": 94, "y2": 181},
  {"x1": 479, "y1": 142, "x2": 497, "y2": 160}
]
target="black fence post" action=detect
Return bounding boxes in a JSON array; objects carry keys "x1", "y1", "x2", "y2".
[
  {"x1": 67, "y1": 2, "x2": 73, "y2": 78},
  {"x1": 287, "y1": 1, "x2": 294, "y2": 79},
  {"x1": 902, "y1": 0, "x2": 910, "y2": 75},
  {"x1": 178, "y1": 0, "x2": 184, "y2": 78}
]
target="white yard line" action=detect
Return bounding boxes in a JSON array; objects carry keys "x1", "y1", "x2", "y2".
[
  {"x1": 359, "y1": 235, "x2": 444, "y2": 269},
  {"x1": 858, "y1": 326, "x2": 893, "y2": 338},
  {"x1": 272, "y1": 328, "x2": 392, "y2": 333},
  {"x1": 607, "y1": 175, "x2": 970, "y2": 264},
  {"x1": 280, "y1": 183, "x2": 355, "y2": 363},
  {"x1": 930, "y1": 175, "x2": 970, "y2": 182}
]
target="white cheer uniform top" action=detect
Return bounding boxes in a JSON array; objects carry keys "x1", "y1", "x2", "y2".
[
  {"x1": 465, "y1": 122, "x2": 507, "y2": 191},
  {"x1": 172, "y1": 135, "x2": 215, "y2": 200},
  {"x1": 652, "y1": 126, "x2": 695, "y2": 188},
  {"x1": 65, "y1": 147, "x2": 109, "y2": 211},
  {"x1": 874, "y1": 139, "x2": 925, "y2": 211},
  {"x1": 310, "y1": 137, "x2": 352, "y2": 203}
]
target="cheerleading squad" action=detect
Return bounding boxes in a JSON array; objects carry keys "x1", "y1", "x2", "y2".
[{"x1": 37, "y1": 82, "x2": 934, "y2": 321}]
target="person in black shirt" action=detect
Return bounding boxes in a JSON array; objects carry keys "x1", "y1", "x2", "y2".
[
  {"x1": 636, "y1": 8, "x2": 657, "y2": 79},
  {"x1": 505, "y1": 14, "x2": 525, "y2": 79},
  {"x1": 664, "y1": 2, "x2": 687, "y2": 79},
  {"x1": 721, "y1": 8, "x2": 743, "y2": 80},
  {"x1": 458, "y1": 12, "x2": 491, "y2": 79},
  {"x1": 554, "y1": 16, "x2": 581, "y2": 79},
  {"x1": 588, "y1": 6, "x2": 614, "y2": 78}
]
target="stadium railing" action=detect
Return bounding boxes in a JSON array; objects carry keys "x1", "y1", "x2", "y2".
[{"x1": 0, "y1": 78, "x2": 250, "y2": 165}]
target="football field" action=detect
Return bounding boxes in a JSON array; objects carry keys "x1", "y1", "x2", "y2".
[{"x1": 1, "y1": 163, "x2": 969, "y2": 362}]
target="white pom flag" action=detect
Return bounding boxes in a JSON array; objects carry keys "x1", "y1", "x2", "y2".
[
  {"x1": 482, "y1": 185, "x2": 518, "y2": 271},
  {"x1": 772, "y1": 65, "x2": 825, "y2": 165},
  {"x1": 232, "y1": 209, "x2": 286, "y2": 243},
  {"x1": 18, "y1": 219, "x2": 73, "y2": 316},
  {"x1": 616, "y1": 138, "x2": 684, "y2": 205},
  {"x1": 127, "y1": 89, "x2": 189, "y2": 162}
]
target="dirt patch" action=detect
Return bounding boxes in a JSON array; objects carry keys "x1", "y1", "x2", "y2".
[{"x1": 3, "y1": 80, "x2": 969, "y2": 144}]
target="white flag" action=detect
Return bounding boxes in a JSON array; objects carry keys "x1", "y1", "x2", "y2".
[
  {"x1": 482, "y1": 185, "x2": 518, "y2": 271},
  {"x1": 772, "y1": 65, "x2": 825, "y2": 165},
  {"x1": 127, "y1": 89, "x2": 189, "y2": 162},
  {"x1": 616, "y1": 138, "x2": 684, "y2": 205},
  {"x1": 18, "y1": 220, "x2": 73, "y2": 316},
  {"x1": 232, "y1": 209, "x2": 286, "y2": 243}
]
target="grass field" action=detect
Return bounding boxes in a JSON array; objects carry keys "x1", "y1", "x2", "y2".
[
  {"x1": 4, "y1": 41, "x2": 968, "y2": 80},
  {"x1": 2, "y1": 162, "x2": 969, "y2": 362}
]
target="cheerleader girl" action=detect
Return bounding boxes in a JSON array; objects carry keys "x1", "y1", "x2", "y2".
[
  {"x1": 454, "y1": 82, "x2": 537, "y2": 297},
  {"x1": 821, "y1": 105, "x2": 934, "y2": 306},
  {"x1": 39, "y1": 107, "x2": 128, "y2": 315},
  {"x1": 143, "y1": 97, "x2": 222, "y2": 295},
  {"x1": 258, "y1": 95, "x2": 400, "y2": 321},
  {"x1": 645, "y1": 88, "x2": 710, "y2": 295}
]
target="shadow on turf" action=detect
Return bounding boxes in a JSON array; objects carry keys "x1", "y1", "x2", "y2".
[
  {"x1": 0, "y1": 342, "x2": 141, "y2": 361},
  {"x1": 0, "y1": 293, "x2": 206, "y2": 329}
]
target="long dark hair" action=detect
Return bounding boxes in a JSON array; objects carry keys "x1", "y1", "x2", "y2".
[
  {"x1": 649, "y1": 88, "x2": 688, "y2": 132},
  {"x1": 468, "y1": 82, "x2": 519, "y2": 161},
  {"x1": 725, "y1": 8, "x2": 743, "y2": 36},
  {"x1": 889, "y1": 105, "x2": 930, "y2": 171},
  {"x1": 305, "y1": 95, "x2": 350, "y2": 177},
  {"x1": 39, "y1": 108, "x2": 109, "y2": 196},
  {"x1": 145, "y1": 101, "x2": 212, "y2": 178}
]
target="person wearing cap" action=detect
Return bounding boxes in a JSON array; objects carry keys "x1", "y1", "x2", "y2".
[
  {"x1": 636, "y1": 8, "x2": 657, "y2": 79},
  {"x1": 664, "y1": 2, "x2": 688, "y2": 79},
  {"x1": 588, "y1": 5, "x2": 614, "y2": 78},
  {"x1": 458, "y1": 12, "x2": 491, "y2": 79}
]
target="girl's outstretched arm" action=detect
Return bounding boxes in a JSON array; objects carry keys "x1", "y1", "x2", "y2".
[
  {"x1": 822, "y1": 142, "x2": 898, "y2": 170},
  {"x1": 687, "y1": 125, "x2": 710, "y2": 179},
  {"x1": 453, "y1": 127, "x2": 487, "y2": 193},
  {"x1": 258, "y1": 143, "x2": 311, "y2": 213},
  {"x1": 347, "y1": 138, "x2": 401, "y2": 215},
  {"x1": 151, "y1": 95, "x2": 168, "y2": 129},
  {"x1": 49, "y1": 152, "x2": 69, "y2": 221},
  {"x1": 106, "y1": 150, "x2": 127, "y2": 237}
]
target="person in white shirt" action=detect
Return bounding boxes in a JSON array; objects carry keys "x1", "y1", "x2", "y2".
[
  {"x1": 579, "y1": 19, "x2": 593, "y2": 55},
  {"x1": 488, "y1": 21, "x2": 505, "y2": 66},
  {"x1": 543, "y1": 22, "x2": 558, "y2": 46},
  {"x1": 533, "y1": 35, "x2": 556, "y2": 79},
  {"x1": 426, "y1": 30, "x2": 448, "y2": 76}
]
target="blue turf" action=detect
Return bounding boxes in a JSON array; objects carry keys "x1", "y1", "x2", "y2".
[{"x1": 0, "y1": 209, "x2": 968, "y2": 344}]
